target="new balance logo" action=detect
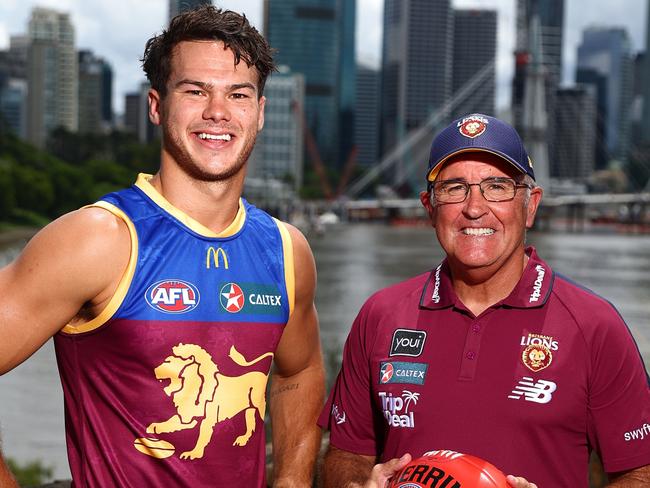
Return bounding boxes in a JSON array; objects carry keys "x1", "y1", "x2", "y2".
[{"x1": 508, "y1": 377, "x2": 557, "y2": 404}]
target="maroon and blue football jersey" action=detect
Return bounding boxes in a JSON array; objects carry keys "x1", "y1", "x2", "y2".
[{"x1": 54, "y1": 174, "x2": 293, "y2": 487}]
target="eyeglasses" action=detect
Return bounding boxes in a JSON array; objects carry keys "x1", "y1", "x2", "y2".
[{"x1": 430, "y1": 177, "x2": 531, "y2": 203}]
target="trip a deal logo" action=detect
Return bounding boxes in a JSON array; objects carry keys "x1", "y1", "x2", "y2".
[
  {"x1": 145, "y1": 279, "x2": 200, "y2": 314},
  {"x1": 219, "y1": 282, "x2": 283, "y2": 315}
]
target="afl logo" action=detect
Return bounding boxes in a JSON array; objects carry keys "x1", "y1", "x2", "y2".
[
  {"x1": 458, "y1": 115, "x2": 488, "y2": 138},
  {"x1": 380, "y1": 363, "x2": 394, "y2": 384},
  {"x1": 145, "y1": 280, "x2": 200, "y2": 314},
  {"x1": 220, "y1": 283, "x2": 245, "y2": 313}
]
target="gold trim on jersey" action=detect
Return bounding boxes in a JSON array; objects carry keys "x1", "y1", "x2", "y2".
[
  {"x1": 274, "y1": 218, "x2": 295, "y2": 316},
  {"x1": 61, "y1": 201, "x2": 139, "y2": 334},
  {"x1": 135, "y1": 173, "x2": 246, "y2": 237}
]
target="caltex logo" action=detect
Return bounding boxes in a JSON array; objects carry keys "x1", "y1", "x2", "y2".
[
  {"x1": 380, "y1": 363, "x2": 394, "y2": 384},
  {"x1": 145, "y1": 279, "x2": 200, "y2": 314},
  {"x1": 220, "y1": 283, "x2": 245, "y2": 313}
]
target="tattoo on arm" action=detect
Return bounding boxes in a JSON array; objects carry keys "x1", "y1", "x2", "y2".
[{"x1": 270, "y1": 383, "x2": 299, "y2": 397}]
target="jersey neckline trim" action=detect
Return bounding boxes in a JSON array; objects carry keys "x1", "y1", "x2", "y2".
[{"x1": 135, "y1": 173, "x2": 246, "y2": 238}]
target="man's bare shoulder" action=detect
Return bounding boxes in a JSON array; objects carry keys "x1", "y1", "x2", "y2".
[
  {"x1": 12, "y1": 206, "x2": 131, "y2": 303},
  {"x1": 280, "y1": 221, "x2": 312, "y2": 256},
  {"x1": 30, "y1": 206, "x2": 129, "y2": 261},
  {"x1": 278, "y1": 221, "x2": 316, "y2": 293},
  {"x1": 0, "y1": 206, "x2": 132, "y2": 373}
]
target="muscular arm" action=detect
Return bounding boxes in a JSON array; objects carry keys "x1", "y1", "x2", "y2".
[
  {"x1": 607, "y1": 465, "x2": 650, "y2": 486},
  {"x1": 323, "y1": 446, "x2": 378, "y2": 487},
  {"x1": 270, "y1": 224, "x2": 325, "y2": 487},
  {"x1": 0, "y1": 207, "x2": 130, "y2": 374}
]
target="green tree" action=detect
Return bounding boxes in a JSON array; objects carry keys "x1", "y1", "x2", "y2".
[
  {"x1": 12, "y1": 165, "x2": 55, "y2": 216},
  {"x1": 6, "y1": 458, "x2": 53, "y2": 486},
  {"x1": 0, "y1": 159, "x2": 15, "y2": 220}
]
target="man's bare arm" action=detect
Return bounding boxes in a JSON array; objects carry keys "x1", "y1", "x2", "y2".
[
  {"x1": 323, "y1": 445, "x2": 411, "y2": 488},
  {"x1": 270, "y1": 224, "x2": 325, "y2": 487},
  {"x1": 0, "y1": 207, "x2": 130, "y2": 374},
  {"x1": 607, "y1": 465, "x2": 650, "y2": 486}
]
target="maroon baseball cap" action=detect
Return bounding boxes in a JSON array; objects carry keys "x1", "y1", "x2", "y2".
[{"x1": 425, "y1": 113, "x2": 535, "y2": 182}]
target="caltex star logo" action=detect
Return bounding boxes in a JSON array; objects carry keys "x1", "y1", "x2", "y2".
[
  {"x1": 380, "y1": 363, "x2": 394, "y2": 384},
  {"x1": 220, "y1": 283, "x2": 245, "y2": 313}
]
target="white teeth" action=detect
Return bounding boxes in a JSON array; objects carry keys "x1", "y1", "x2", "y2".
[
  {"x1": 463, "y1": 228, "x2": 495, "y2": 236},
  {"x1": 198, "y1": 133, "x2": 231, "y2": 141}
]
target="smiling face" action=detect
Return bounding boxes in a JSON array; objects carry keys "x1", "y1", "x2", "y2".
[
  {"x1": 420, "y1": 152, "x2": 542, "y2": 280},
  {"x1": 148, "y1": 40, "x2": 265, "y2": 182}
]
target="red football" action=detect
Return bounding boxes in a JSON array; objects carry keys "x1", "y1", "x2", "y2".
[{"x1": 387, "y1": 450, "x2": 508, "y2": 488}]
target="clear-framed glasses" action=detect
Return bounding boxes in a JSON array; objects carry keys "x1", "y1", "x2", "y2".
[{"x1": 430, "y1": 177, "x2": 531, "y2": 204}]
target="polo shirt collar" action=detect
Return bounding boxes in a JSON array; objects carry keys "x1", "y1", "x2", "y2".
[{"x1": 419, "y1": 246, "x2": 554, "y2": 310}]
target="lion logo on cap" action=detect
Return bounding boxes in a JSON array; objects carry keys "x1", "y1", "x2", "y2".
[{"x1": 458, "y1": 115, "x2": 488, "y2": 138}]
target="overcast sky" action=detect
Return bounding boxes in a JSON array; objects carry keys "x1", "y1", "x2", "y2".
[{"x1": 0, "y1": 0, "x2": 647, "y2": 113}]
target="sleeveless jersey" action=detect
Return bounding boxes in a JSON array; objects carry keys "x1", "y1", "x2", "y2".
[{"x1": 54, "y1": 174, "x2": 294, "y2": 487}]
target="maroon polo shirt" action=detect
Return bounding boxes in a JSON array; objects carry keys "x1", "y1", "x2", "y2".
[{"x1": 319, "y1": 247, "x2": 650, "y2": 487}]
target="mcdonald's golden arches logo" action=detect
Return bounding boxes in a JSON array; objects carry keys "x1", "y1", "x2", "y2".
[{"x1": 206, "y1": 247, "x2": 229, "y2": 269}]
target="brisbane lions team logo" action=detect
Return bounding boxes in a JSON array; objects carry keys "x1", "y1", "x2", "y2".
[
  {"x1": 133, "y1": 343, "x2": 273, "y2": 460},
  {"x1": 458, "y1": 115, "x2": 488, "y2": 138},
  {"x1": 522, "y1": 344, "x2": 552, "y2": 372}
]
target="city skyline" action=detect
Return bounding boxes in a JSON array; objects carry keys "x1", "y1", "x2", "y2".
[{"x1": 0, "y1": 0, "x2": 647, "y2": 115}]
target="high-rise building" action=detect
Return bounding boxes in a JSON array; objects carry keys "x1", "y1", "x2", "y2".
[
  {"x1": 554, "y1": 86, "x2": 597, "y2": 181},
  {"x1": 380, "y1": 0, "x2": 452, "y2": 192},
  {"x1": 124, "y1": 92, "x2": 141, "y2": 136},
  {"x1": 169, "y1": 0, "x2": 211, "y2": 22},
  {"x1": 78, "y1": 50, "x2": 113, "y2": 134},
  {"x1": 512, "y1": 0, "x2": 564, "y2": 169},
  {"x1": 101, "y1": 61, "x2": 114, "y2": 127},
  {"x1": 0, "y1": 76, "x2": 27, "y2": 139},
  {"x1": 380, "y1": 0, "x2": 452, "y2": 156},
  {"x1": 577, "y1": 27, "x2": 634, "y2": 164},
  {"x1": 124, "y1": 82, "x2": 159, "y2": 144},
  {"x1": 355, "y1": 65, "x2": 380, "y2": 168},
  {"x1": 0, "y1": 36, "x2": 28, "y2": 80},
  {"x1": 338, "y1": 0, "x2": 356, "y2": 170},
  {"x1": 452, "y1": 9, "x2": 497, "y2": 117},
  {"x1": 265, "y1": 0, "x2": 356, "y2": 171},
  {"x1": 629, "y1": 52, "x2": 645, "y2": 149},
  {"x1": 26, "y1": 7, "x2": 77, "y2": 148},
  {"x1": 0, "y1": 36, "x2": 28, "y2": 139},
  {"x1": 576, "y1": 67, "x2": 608, "y2": 170},
  {"x1": 249, "y1": 68, "x2": 304, "y2": 190},
  {"x1": 641, "y1": 0, "x2": 650, "y2": 144}
]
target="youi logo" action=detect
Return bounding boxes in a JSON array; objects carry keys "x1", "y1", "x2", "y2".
[
  {"x1": 145, "y1": 279, "x2": 200, "y2": 314},
  {"x1": 390, "y1": 329, "x2": 427, "y2": 357}
]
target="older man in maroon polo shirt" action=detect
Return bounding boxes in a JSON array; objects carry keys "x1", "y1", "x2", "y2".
[{"x1": 319, "y1": 114, "x2": 650, "y2": 487}]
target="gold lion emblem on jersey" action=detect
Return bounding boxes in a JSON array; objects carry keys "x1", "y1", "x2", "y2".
[{"x1": 134, "y1": 343, "x2": 273, "y2": 460}]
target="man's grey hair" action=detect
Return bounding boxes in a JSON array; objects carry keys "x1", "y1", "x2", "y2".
[{"x1": 518, "y1": 174, "x2": 537, "y2": 206}]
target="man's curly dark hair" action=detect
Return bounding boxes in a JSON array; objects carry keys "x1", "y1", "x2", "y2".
[{"x1": 141, "y1": 5, "x2": 276, "y2": 98}]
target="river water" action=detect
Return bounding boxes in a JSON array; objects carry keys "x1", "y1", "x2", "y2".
[{"x1": 1, "y1": 224, "x2": 650, "y2": 480}]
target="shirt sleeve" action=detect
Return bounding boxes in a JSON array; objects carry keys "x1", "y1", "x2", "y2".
[
  {"x1": 587, "y1": 303, "x2": 650, "y2": 473},
  {"x1": 318, "y1": 301, "x2": 382, "y2": 456}
]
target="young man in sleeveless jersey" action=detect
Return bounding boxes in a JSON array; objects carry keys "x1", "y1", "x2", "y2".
[{"x1": 0, "y1": 6, "x2": 324, "y2": 487}]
